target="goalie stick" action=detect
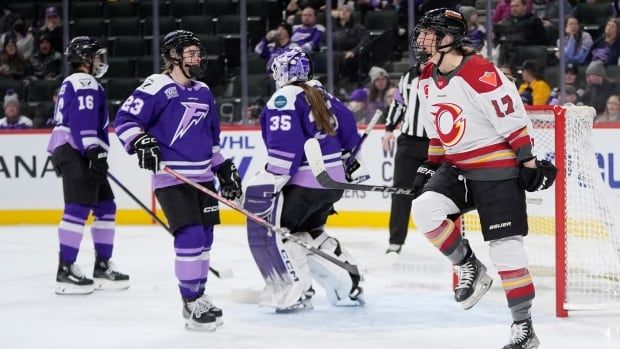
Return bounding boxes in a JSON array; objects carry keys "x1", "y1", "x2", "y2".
[
  {"x1": 304, "y1": 138, "x2": 417, "y2": 196},
  {"x1": 345, "y1": 109, "x2": 382, "y2": 168},
  {"x1": 106, "y1": 172, "x2": 233, "y2": 279},
  {"x1": 163, "y1": 166, "x2": 361, "y2": 277}
]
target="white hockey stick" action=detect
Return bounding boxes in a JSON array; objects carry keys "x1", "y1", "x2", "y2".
[
  {"x1": 163, "y1": 166, "x2": 361, "y2": 276},
  {"x1": 345, "y1": 109, "x2": 382, "y2": 168},
  {"x1": 304, "y1": 138, "x2": 416, "y2": 195}
]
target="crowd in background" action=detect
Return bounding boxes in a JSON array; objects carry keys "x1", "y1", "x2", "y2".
[{"x1": 1, "y1": 0, "x2": 620, "y2": 129}]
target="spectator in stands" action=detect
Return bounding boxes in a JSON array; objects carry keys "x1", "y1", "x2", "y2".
[
  {"x1": 255, "y1": 22, "x2": 300, "y2": 71},
  {"x1": 587, "y1": 18, "x2": 620, "y2": 65},
  {"x1": 562, "y1": 63, "x2": 584, "y2": 92},
  {"x1": 548, "y1": 86, "x2": 580, "y2": 106},
  {"x1": 33, "y1": 87, "x2": 58, "y2": 128},
  {"x1": 367, "y1": 66, "x2": 394, "y2": 116},
  {"x1": 518, "y1": 60, "x2": 551, "y2": 106},
  {"x1": 347, "y1": 87, "x2": 374, "y2": 124},
  {"x1": 0, "y1": 35, "x2": 29, "y2": 80},
  {"x1": 595, "y1": 94, "x2": 620, "y2": 123},
  {"x1": 291, "y1": 6, "x2": 325, "y2": 53},
  {"x1": 492, "y1": 0, "x2": 532, "y2": 24},
  {"x1": 0, "y1": 18, "x2": 35, "y2": 60},
  {"x1": 460, "y1": 6, "x2": 486, "y2": 52},
  {"x1": 334, "y1": 4, "x2": 370, "y2": 83},
  {"x1": 27, "y1": 33, "x2": 62, "y2": 82},
  {"x1": 0, "y1": 90, "x2": 32, "y2": 129},
  {"x1": 557, "y1": 16, "x2": 592, "y2": 65},
  {"x1": 39, "y1": 6, "x2": 63, "y2": 53},
  {"x1": 582, "y1": 60, "x2": 619, "y2": 113},
  {"x1": 286, "y1": 0, "x2": 325, "y2": 21},
  {"x1": 0, "y1": 5, "x2": 18, "y2": 34},
  {"x1": 502, "y1": 0, "x2": 547, "y2": 46}
]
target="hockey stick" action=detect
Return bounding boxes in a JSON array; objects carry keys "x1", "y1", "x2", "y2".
[
  {"x1": 163, "y1": 166, "x2": 361, "y2": 276},
  {"x1": 345, "y1": 109, "x2": 382, "y2": 168},
  {"x1": 106, "y1": 172, "x2": 233, "y2": 279},
  {"x1": 304, "y1": 138, "x2": 416, "y2": 196}
]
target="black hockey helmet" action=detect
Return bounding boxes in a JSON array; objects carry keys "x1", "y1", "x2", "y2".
[
  {"x1": 410, "y1": 8, "x2": 468, "y2": 64},
  {"x1": 65, "y1": 36, "x2": 108, "y2": 78},
  {"x1": 161, "y1": 30, "x2": 206, "y2": 79}
]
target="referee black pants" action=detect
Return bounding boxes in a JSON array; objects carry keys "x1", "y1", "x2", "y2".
[{"x1": 389, "y1": 134, "x2": 429, "y2": 245}]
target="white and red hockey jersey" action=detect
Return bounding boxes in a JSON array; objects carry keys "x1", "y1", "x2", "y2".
[{"x1": 418, "y1": 55, "x2": 534, "y2": 180}]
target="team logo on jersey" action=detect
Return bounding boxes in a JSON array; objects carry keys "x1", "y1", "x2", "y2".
[
  {"x1": 170, "y1": 102, "x2": 209, "y2": 146},
  {"x1": 432, "y1": 103, "x2": 466, "y2": 147},
  {"x1": 164, "y1": 86, "x2": 178, "y2": 99},
  {"x1": 423, "y1": 84, "x2": 429, "y2": 98},
  {"x1": 479, "y1": 71, "x2": 498, "y2": 87},
  {"x1": 79, "y1": 79, "x2": 92, "y2": 87},
  {"x1": 274, "y1": 95, "x2": 287, "y2": 108}
]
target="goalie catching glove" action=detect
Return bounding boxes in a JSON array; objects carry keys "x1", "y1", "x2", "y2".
[
  {"x1": 518, "y1": 159, "x2": 557, "y2": 192},
  {"x1": 214, "y1": 158, "x2": 243, "y2": 200},
  {"x1": 132, "y1": 133, "x2": 161, "y2": 173},
  {"x1": 412, "y1": 161, "x2": 438, "y2": 197}
]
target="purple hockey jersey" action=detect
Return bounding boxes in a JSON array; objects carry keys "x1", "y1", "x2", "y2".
[
  {"x1": 114, "y1": 74, "x2": 225, "y2": 189},
  {"x1": 47, "y1": 73, "x2": 110, "y2": 154},
  {"x1": 291, "y1": 24, "x2": 325, "y2": 52},
  {"x1": 260, "y1": 81, "x2": 360, "y2": 188}
]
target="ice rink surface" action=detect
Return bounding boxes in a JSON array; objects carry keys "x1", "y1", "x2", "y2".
[{"x1": 1, "y1": 224, "x2": 619, "y2": 349}]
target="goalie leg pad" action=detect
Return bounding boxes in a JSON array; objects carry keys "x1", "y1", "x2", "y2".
[
  {"x1": 306, "y1": 231, "x2": 364, "y2": 306},
  {"x1": 243, "y1": 172, "x2": 311, "y2": 310}
]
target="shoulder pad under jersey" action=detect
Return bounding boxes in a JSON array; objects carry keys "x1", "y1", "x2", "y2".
[
  {"x1": 267, "y1": 85, "x2": 303, "y2": 111},
  {"x1": 136, "y1": 74, "x2": 175, "y2": 95},
  {"x1": 64, "y1": 73, "x2": 99, "y2": 92}
]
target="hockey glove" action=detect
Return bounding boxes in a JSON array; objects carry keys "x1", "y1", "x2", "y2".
[
  {"x1": 342, "y1": 150, "x2": 370, "y2": 183},
  {"x1": 412, "y1": 161, "x2": 438, "y2": 197},
  {"x1": 85, "y1": 146, "x2": 109, "y2": 186},
  {"x1": 215, "y1": 158, "x2": 243, "y2": 200},
  {"x1": 132, "y1": 133, "x2": 161, "y2": 173},
  {"x1": 518, "y1": 159, "x2": 557, "y2": 192}
]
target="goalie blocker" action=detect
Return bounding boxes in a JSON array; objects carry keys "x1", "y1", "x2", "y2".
[{"x1": 243, "y1": 170, "x2": 364, "y2": 311}]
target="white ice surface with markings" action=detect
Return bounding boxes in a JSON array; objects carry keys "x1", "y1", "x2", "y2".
[{"x1": 0, "y1": 225, "x2": 618, "y2": 349}]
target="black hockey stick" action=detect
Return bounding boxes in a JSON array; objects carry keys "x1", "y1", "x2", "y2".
[
  {"x1": 107, "y1": 172, "x2": 232, "y2": 279},
  {"x1": 345, "y1": 109, "x2": 382, "y2": 168},
  {"x1": 163, "y1": 166, "x2": 361, "y2": 276},
  {"x1": 304, "y1": 138, "x2": 417, "y2": 195}
]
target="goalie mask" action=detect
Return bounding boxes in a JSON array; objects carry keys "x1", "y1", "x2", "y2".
[
  {"x1": 161, "y1": 30, "x2": 206, "y2": 79},
  {"x1": 410, "y1": 8, "x2": 467, "y2": 65},
  {"x1": 65, "y1": 36, "x2": 108, "y2": 78},
  {"x1": 271, "y1": 48, "x2": 313, "y2": 89}
]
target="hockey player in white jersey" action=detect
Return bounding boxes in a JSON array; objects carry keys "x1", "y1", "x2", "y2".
[{"x1": 410, "y1": 8, "x2": 557, "y2": 349}]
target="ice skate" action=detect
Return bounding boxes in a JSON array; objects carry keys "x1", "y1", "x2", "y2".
[
  {"x1": 93, "y1": 259, "x2": 130, "y2": 291},
  {"x1": 182, "y1": 296, "x2": 218, "y2": 331},
  {"x1": 195, "y1": 294, "x2": 223, "y2": 327},
  {"x1": 56, "y1": 261, "x2": 95, "y2": 295},
  {"x1": 385, "y1": 244, "x2": 402, "y2": 254},
  {"x1": 502, "y1": 318, "x2": 540, "y2": 349},
  {"x1": 275, "y1": 288, "x2": 314, "y2": 313},
  {"x1": 454, "y1": 253, "x2": 493, "y2": 310}
]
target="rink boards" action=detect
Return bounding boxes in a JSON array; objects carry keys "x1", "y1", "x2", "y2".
[{"x1": 0, "y1": 127, "x2": 619, "y2": 226}]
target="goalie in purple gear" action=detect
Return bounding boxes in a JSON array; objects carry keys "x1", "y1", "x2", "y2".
[
  {"x1": 47, "y1": 36, "x2": 129, "y2": 296},
  {"x1": 243, "y1": 48, "x2": 367, "y2": 312},
  {"x1": 114, "y1": 30, "x2": 242, "y2": 331}
]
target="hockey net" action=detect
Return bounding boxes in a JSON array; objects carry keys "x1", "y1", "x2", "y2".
[{"x1": 462, "y1": 105, "x2": 620, "y2": 317}]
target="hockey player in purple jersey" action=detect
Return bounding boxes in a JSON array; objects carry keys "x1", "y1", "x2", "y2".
[
  {"x1": 114, "y1": 30, "x2": 242, "y2": 331},
  {"x1": 47, "y1": 36, "x2": 129, "y2": 295},
  {"x1": 243, "y1": 48, "x2": 367, "y2": 312}
]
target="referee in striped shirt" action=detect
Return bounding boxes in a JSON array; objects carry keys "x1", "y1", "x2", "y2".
[{"x1": 382, "y1": 63, "x2": 429, "y2": 254}]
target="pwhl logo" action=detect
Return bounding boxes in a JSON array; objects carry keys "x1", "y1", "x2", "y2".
[
  {"x1": 170, "y1": 102, "x2": 209, "y2": 146},
  {"x1": 432, "y1": 103, "x2": 466, "y2": 147}
]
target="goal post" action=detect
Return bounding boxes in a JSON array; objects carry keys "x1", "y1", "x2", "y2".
[{"x1": 461, "y1": 105, "x2": 620, "y2": 317}]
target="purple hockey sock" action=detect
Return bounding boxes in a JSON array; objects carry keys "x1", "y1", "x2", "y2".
[
  {"x1": 174, "y1": 224, "x2": 206, "y2": 300},
  {"x1": 199, "y1": 226, "x2": 214, "y2": 293},
  {"x1": 91, "y1": 200, "x2": 116, "y2": 261},
  {"x1": 58, "y1": 203, "x2": 90, "y2": 263}
]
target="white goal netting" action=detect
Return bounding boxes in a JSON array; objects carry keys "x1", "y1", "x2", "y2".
[{"x1": 463, "y1": 105, "x2": 620, "y2": 314}]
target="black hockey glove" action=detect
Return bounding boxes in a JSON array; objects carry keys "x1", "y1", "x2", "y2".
[
  {"x1": 85, "y1": 146, "x2": 109, "y2": 186},
  {"x1": 132, "y1": 133, "x2": 161, "y2": 173},
  {"x1": 412, "y1": 161, "x2": 438, "y2": 197},
  {"x1": 518, "y1": 159, "x2": 557, "y2": 192},
  {"x1": 215, "y1": 158, "x2": 243, "y2": 200}
]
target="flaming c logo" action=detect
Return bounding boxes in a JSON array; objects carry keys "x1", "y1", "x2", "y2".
[{"x1": 432, "y1": 103, "x2": 466, "y2": 147}]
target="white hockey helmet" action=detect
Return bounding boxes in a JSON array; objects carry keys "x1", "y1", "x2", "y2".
[{"x1": 271, "y1": 47, "x2": 313, "y2": 89}]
